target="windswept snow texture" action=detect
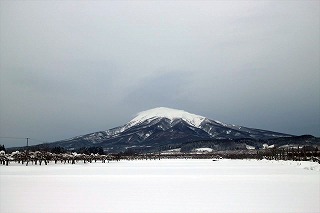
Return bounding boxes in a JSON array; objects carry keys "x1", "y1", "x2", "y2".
[{"x1": 1, "y1": 159, "x2": 319, "y2": 213}]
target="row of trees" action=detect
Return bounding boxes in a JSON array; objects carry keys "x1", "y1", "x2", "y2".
[
  {"x1": 6, "y1": 145, "x2": 105, "y2": 155},
  {"x1": 0, "y1": 145, "x2": 6, "y2": 153},
  {"x1": 259, "y1": 146, "x2": 319, "y2": 161},
  {"x1": 1, "y1": 143, "x2": 319, "y2": 165},
  {"x1": 0, "y1": 150, "x2": 115, "y2": 166},
  {"x1": 100, "y1": 145, "x2": 320, "y2": 162}
]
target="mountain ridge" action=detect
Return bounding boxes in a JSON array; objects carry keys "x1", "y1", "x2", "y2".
[
  {"x1": 47, "y1": 107, "x2": 293, "y2": 152},
  {"x1": 10, "y1": 107, "x2": 312, "y2": 153}
]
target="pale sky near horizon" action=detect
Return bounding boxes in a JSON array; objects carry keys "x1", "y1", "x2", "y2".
[{"x1": 0, "y1": 1, "x2": 319, "y2": 147}]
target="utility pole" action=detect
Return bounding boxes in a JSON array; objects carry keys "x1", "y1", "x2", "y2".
[{"x1": 26, "y1": 137, "x2": 29, "y2": 166}]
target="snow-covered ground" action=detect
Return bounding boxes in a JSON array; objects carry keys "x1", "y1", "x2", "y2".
[
  {"x1": 193, "y1": 147, "x2": 213, "y2": 152},
  {"x1": 0, "y1": 159, "x2": 319, "y2": 213}
]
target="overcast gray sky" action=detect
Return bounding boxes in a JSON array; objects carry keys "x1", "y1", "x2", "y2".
[{"x1": 0, "y1": 1, "x2": 319, "y2": 147}]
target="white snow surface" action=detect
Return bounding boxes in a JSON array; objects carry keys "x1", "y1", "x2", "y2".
[
  {"x1": 246, "y1": 144, "x2": 256, "y2": 150},
  {"x1": 194, "y1": 147, "x2": 213, "y2": 152},
  {"x1": 129, "y1": 107, "x2": 206, "y2": 128},
  {"x1": 1, "y1": 159, "x2": 319, "y2": 213},
  {"x1": 263, "y1": 144, "x2": 275, "y2": 149},
  {"x1": 161, "y1": 148, "x2": 181, "y2": 154}
]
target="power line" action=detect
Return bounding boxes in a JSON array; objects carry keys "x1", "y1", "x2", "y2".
[
  {"x1": 0, "y1": 137, "x2": 27, "y2": 140},
  {"x1": 0, "y1": 137, "x2": 49, "y2": 144},
  {"x1": 29, "y1": 138, "x2": 48, "y2": 143}
]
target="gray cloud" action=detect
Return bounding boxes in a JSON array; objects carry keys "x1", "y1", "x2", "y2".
[{"x1": 0, "y1": 1, "x2": 319, "y2": 147}]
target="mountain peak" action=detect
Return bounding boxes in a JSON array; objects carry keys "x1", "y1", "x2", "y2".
[
  {"x1": 129, "y1": 107, "x2": 206, "y2": 128},
  {"x1": 31, "y1": 107, "x2": 295, "y2": 153}
]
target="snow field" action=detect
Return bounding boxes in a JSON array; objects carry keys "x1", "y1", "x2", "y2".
[{"x1": 0, "y1": 159, "x2": 319, "y2": 213}]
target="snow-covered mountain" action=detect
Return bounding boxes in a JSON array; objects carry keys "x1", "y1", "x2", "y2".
[{"x1": 49, "y1": 107, "x2": 293, "y2": 152}]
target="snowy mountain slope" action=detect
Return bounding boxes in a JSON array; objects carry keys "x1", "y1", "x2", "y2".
[
  {"x1": 128, "y1": 107, "x2": 206, "y2": 129},
  {"x1": 32, "y1": 107, "x2": 297, "y2": 152}
]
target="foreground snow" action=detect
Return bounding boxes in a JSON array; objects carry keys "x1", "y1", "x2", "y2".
[{"x1": 0, "y1": 159, "x2": 319, "y2": 213}]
